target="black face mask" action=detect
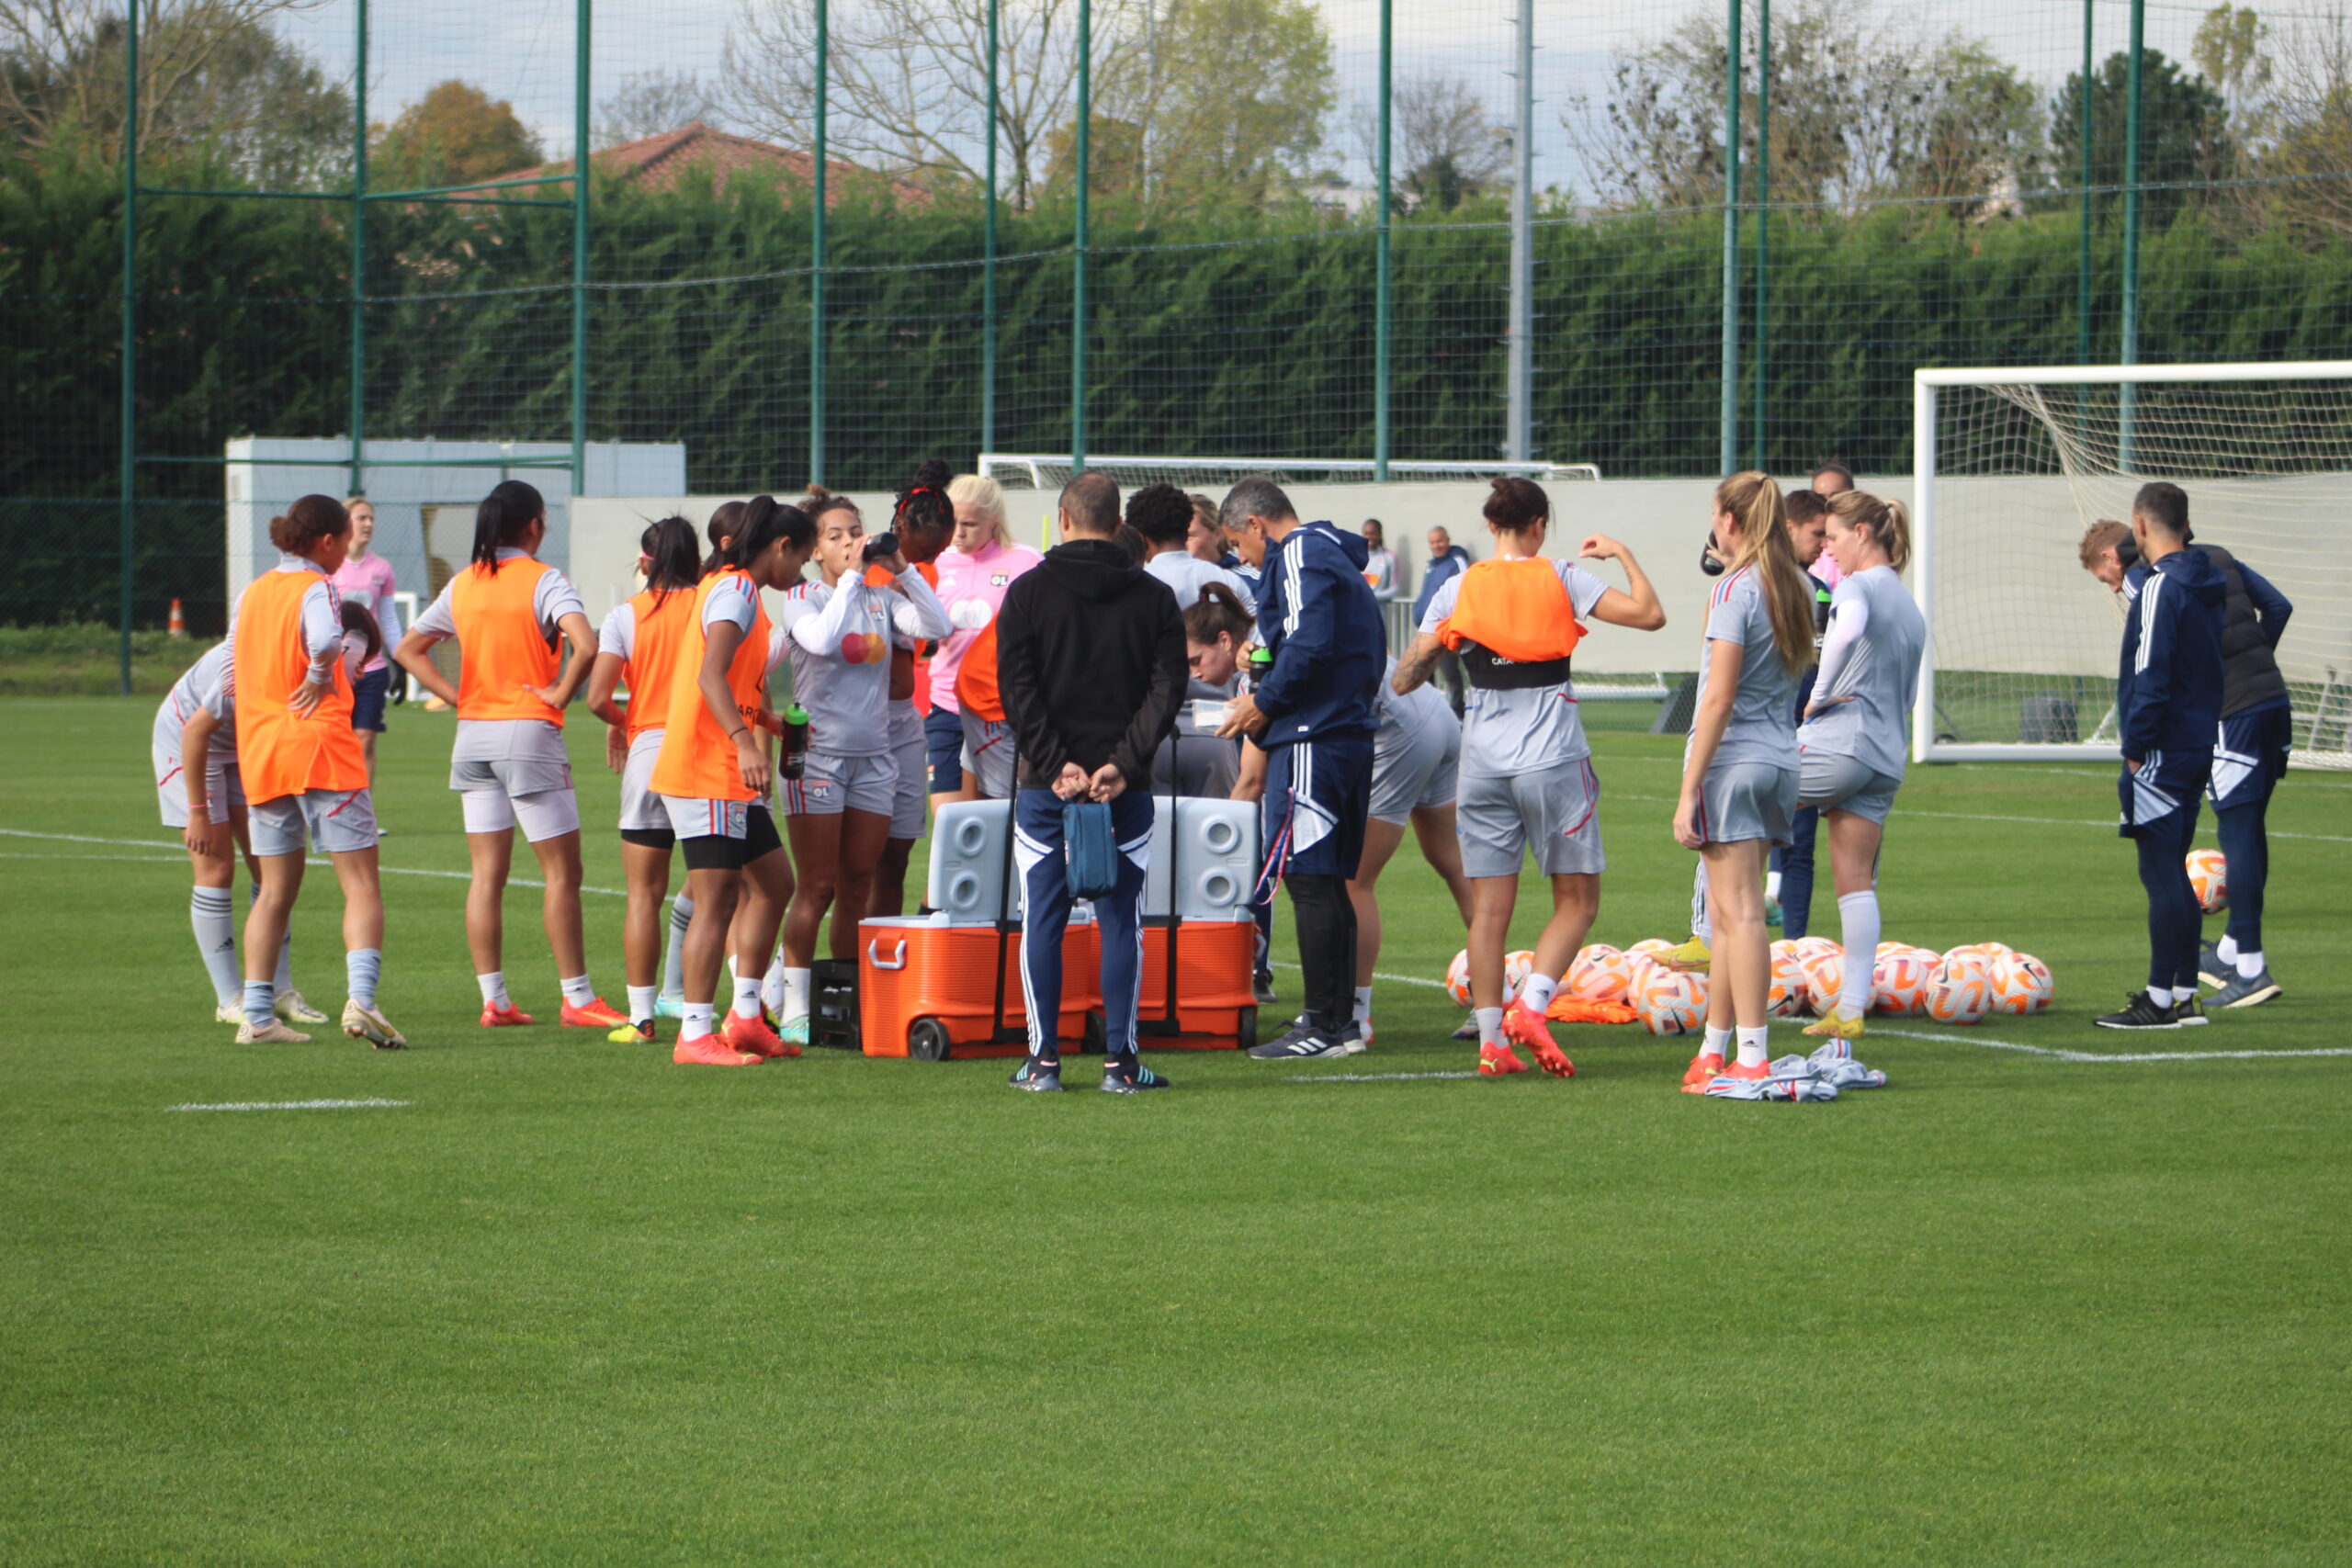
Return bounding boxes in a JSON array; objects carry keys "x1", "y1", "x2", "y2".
[{"x1": 1700, "y1": 536, "x2": 1727, "y2": 577}]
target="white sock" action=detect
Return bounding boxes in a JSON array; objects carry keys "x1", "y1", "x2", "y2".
[
  {"x1": 762, "y1": 953, "x2": 790, "y2": 1014},
  {"x1": 1736, "y1": 1024, "x2": 1770, "y2": 1068},
  {"x1": 2215, "y1": 933, "x2": 2239, "y2": 964},
  {"x1": 1766, "y1": 871, "x2": 1782, "y2": 900},
  {"x1": 1837, "y1": 891, "x2": 1881, "y2": 1017},
  {"x1": 731, "y1": 976, "x2": 763, "y2": 1021},
  {"x1": 2172, "y1": 986, "x2": 2196, "y2": 1006},
  {"x1": 190, "y1": 887, "x2": 240, "y2": 1006},
  {"x1": 1519, "y1": 972, "x2": 1556, "y2": 1014},
  {"x1": 1475, "y1": 1006, "x2": 1503, "y2": 1047},
  {"x1": 662, "y1": 896, "x2": 695, "y2": 999},
  {"x1": 560, "y1": 975, "x2": 595, "y2": 1008},
  {"x1": 627, "y1": 984, "x2": 658, "y2": 1022},
  {"x1": 784, "y1": 966, "x2": 811, "y2": 1021},
  {"x1": 1352, "y1": 984, "x2": 1373, "y2": 1024},
  {"x1": 2238, "y1": 950, "x2": 2265, "y2": 979},
  {"x1": 275, "y1": 929, "x2": 293, "y2": 993},
  {"x1": 2149, "y1": 985, "x2": 2173, "y2": 1009},
  {"x1": 345, "y1": 948, "x2": 380, "y2": 1011},
  {"x1": 477, "y1": 971, "x2": 510, "y2": 1007},
  {"x1": 1703, "y1": 1024, "x2": 1733, "y2": 1060},
  {"x1": 242, "y1": 978, "x2": 275, "y2": 1031},
  {"x1": 682, "y1": 1001, "x2": 716, "y2": 1040}
]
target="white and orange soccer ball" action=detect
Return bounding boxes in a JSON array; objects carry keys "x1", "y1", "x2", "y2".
[
  {"x1": 1924, "y1": 950, "x2": 1995, "y2": 1024},
  {"x1": 1636, "y1": 965, "x2": 1706, "y2": 1036},
  {"x1": 1986, "y1": 952, "x2": 2053, "y2": 1015},
  {"x1": 1444, "y1": 950, "x2": 1474, "y2": 1008},
  {"x1": 1504, "y1": 950, "x2": 1536, "y2": 1003},
  {"x1": 1768, "y1": 939, "x2": 1810, "y2": 1017},
  {"x1": 1872, "y1": 948, "x2": 1935, "y2": 1016},
  {"x1": 2186, "y1": 849, "x2": 2228, "y2": 914},
  {"x1": 1795, "y1": 940, "x2": 1844, "y2": 1012},
  {"x1": 1626, "y1": 937, "x2": 1676, "y2": 961},
  {"x1": 1567, "y1": 944, "x2": 1636, "y2": 1005}
]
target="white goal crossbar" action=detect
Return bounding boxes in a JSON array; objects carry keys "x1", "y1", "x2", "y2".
[
  {"x1": 978, "y1": 454, "x2": 1601, "y2": 489},
  {"x1": 1913, "y1": 361, "x2": 2352, "y2": 769}
]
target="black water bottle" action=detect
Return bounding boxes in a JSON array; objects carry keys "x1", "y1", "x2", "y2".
[
  {"x1": 780, "y1": 702, "x2": 809, "y2": 782},
  {"x1": 1246, "y1": 646, "x2": 1273, "y2": 694}
]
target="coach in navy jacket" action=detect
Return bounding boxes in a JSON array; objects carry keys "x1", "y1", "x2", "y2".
[
  {"x1": 1216, "y1": 476, "x2": 1385, "y2": 1057},
  {"x1": 2103, "y1": 481, "x2": 2227, "y2": 1030}
]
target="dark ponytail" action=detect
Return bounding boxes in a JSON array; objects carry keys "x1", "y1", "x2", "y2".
[
  {"x1": 712, "y1": 494, "x2": 815, "y2": 574},
  {"x1": 1183, "y1": 581, "x2": 1254, "y2": 647},
  {"x1": 704, "y1": 500, "x2": 747, "y2": 574},
  {"x1": 1483, "y1": 475, "x2": 1549, "y2": 534},
  {"x1": 338, "y1": 599, "x2": 381, "y2": 662},
  {"x1": 640, "y1": 516, "x2": 702, "y2": 601},
  {"x1": 268, "y1": 493, "x2": 349, "y2": 556},
  {"x1": 471, "y1": 479, "x2": 546, "y2": 573},
  {"x1": 893, "y1": 457, "x2": 955, "y2": 537}
]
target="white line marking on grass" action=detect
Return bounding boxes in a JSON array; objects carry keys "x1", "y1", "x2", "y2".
[
  {"x1": 169, "y1": 1098, "x2": 411, "y2": 1112},
  {"x1": 1601, "y1": 798, "x2": 2352, "y2": 844},
  {"x1": 1285, "y1": 1071, "x2": 1483, "y2": 1083},
  {"x1": 0, "y1": 829, "x2": 628, "y2": 896},
  {"x1": 1271, "y1": 960, "x2": 1447, "y2": 989},
  {"x1": 1872, "y1": 1025, "x2": 2352, "y2": 1065},
  {"x1": 0, "y1": 851, "x2": 187, "y2": 864}
]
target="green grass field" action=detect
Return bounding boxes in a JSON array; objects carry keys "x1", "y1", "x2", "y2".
[{"x1": 2, "y1": 697, "x2": 2346, "y2": 1565}]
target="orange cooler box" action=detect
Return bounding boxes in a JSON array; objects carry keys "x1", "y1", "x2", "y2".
[
  {"x1": 857, "y1": 918, "x2": 1103, "y2": 1061},
  {"x1": 1136, "y1": 919, "x2": 1260, "y2": 1050}
]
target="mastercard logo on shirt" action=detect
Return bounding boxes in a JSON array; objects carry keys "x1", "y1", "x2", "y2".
[{"x1": 841, "y1": 631, "x2": 881, "y2": 664}]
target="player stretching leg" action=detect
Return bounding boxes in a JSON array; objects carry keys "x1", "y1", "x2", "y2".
[
  {"x1": 1396, "y1": 478, "x2": 1665, "y2": 1077},
  {"x1": 1675, "y1": 474, "x2": 1815, "y2": 1089},
  {"x1": 1792, "y1": 492, "x2": 1926, "y2": 1041}
]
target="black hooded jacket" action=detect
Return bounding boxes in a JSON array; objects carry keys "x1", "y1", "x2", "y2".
[{"x1": 996, "y1": 536, "x2": 1188, "y2": 790}]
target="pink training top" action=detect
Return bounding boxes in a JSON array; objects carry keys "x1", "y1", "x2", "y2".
[
  {"x1": 330, "y1": 550, "x2": 401, "y2": 673},
  {"x1": 927, "y1": 537, "x2": 1043, "y2": 712}
]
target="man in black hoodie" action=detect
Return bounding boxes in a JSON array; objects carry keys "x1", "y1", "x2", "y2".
[{"x1": 996, "y1": 470, "x2": 1189, "y2": 1092}]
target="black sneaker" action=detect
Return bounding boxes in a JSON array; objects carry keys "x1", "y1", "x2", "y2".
[
  {"x1": 2095, "y1": 991, "x2": 2181, "y2": 1031},
  {"x1": 1010, "y1": 1057, "x2": 1063, "y2": 1092},
  {"x1": 1252, "y1": 969, "x2": 1278, "y2": 1007},
  {"x1": 2212, "y1": 967, "x2": 2282, "y2": 1008},
  {"x1": 1248, "y1": 1024, "x2": 1354, "y2": 1060},
  {"x1": 2198, "y1": 942, "x2": 2229, "y2": 989},
  {"x1": 2173, "y1": 994, "x2": 2209, "y2": 1026},
  {"x1": 1100, "y1": 1058, "x2": 1171, "y2": 1094}
]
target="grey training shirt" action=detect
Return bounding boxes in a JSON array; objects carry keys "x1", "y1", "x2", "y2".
[{"x1": 1797, "y1": 564, "x2": 1923, "y2": 781}]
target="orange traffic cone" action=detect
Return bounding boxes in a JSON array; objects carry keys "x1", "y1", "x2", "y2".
[{"x1": 167, "y1": 598, "x2": 187, "y2": 638}]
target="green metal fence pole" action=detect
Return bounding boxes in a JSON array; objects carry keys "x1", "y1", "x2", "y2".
[
  {"x1": 118, "y1": 0, "x2": 140, "y2": 694},
  {"x1": 571, "y1": 0, "x2": 591, "y2": 490},
  {"x1": 981, "y1": 0, "x2": 998, "y2": 459},
  {"x1": 1750, "y1": 0, "x2": 1768, "y2": 471},
  {"x1": 1072, "y1": 0, "x2": 1091, "y2": 470},
  {"x1": 350, "y1": 0, "x2": 368, "y2": 498},
  {"x1": 1374, "y1": 0, "x2": 1391, "y2": 481},
  {"x1": 2120, "y1": 0, "x2": 2143, "y2": 469},
  {"x1": 1719, "y1": 0, "x2": 1741, "y2": 476},
  {"x1": 811, "y1": 0, "x2": 829, "y2": 486},
  {"x1": 2077, "y1": 0, "x2": 2092, "y2": 365}
]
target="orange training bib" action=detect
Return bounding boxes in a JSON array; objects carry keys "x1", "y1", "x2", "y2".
[{"x1": 232, "y1": 570, "x2": 368, "y2": 803}]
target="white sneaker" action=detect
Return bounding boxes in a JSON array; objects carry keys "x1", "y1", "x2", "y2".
[
  {"x1": 236, "y1": 1019, "x2": 311, "y2": 1043},
  {"x1": 214, "y1": 1002, "x2": 243, "y2": 1024},
  {"x1": 277, "y1": 989, "x2": 330, "y2": 1025},
  {"x1": 342, "y1": 1000, "x2": 407, "y2": 1050}
]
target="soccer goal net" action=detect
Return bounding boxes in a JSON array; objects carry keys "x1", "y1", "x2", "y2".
[
  {"x1": 1917, "y1": 363, "x2": 2352, "y2": 770},
  {"x1": 977, "y1": 454, "x2": 1601, "y2": 489}
]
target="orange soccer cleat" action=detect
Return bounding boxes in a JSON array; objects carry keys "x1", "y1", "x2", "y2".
[
  {"x1": 1501, "y1": 1003, "x2": 1575, "y2": 1077},
  {"x1": 673, "y1": 1032, "x2": 762, "y2": 1066},
  {"x1": 1477, "y1": 1043, "x2": 1529, "y2": 1077},
  {"x1": 481, "y1": 1000, "x2": 535, "y2": 1028},
  {"x1": 1680, "y1": 1050, "x2": 1727, "y2": 1087},
  {"x1": 560, "y1": 995, "x2": 630, "y2": 1030},
  {"x1": 722, "y1": 1009, "x2": 798, "y2": 1060}
]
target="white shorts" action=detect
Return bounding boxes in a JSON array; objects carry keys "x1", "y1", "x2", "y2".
[
  {"x1": 780, "y1": 749, "x2": 897, "y2": 818},
  {"x1": 461, "y1": 785, "x2": 582, "y2": 841},
  {"x1": 618, "y1": 729, "x2": 670, "y2": 833},
  {"x1": 1456, "y1": 757, "x2": 1603, "y2": 878},
  {"x1": 1799, "y1": 749, "x2": 1901, "y2": 825},
  {"x1": 889, "y1": 712, "x2": 928, "y2": 840},
  {"x1": 249, "y1": 787, "x2": 378, "y2": 857},
  {"x1": 961, "y1": 712, "x2": 1016, "y2": 800},
  {"x1": 1369, "y1": 719, "x2": 1459, "y2": 826},
  {"x1": 155, "y1": 748, "x2": 244, "y2": 829},
  {"x1": 1696, "y1": 761, "x2": 1800, "y2": 847}
]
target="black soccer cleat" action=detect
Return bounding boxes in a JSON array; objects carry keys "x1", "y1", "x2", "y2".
[
  {"x1": 1009, "y1": 1056, "x2": 1063, "y2": 1092},
  {"x1": 2095, "y1": 991, "x2": 2181, "y2": 1031},
  {"x1": 1099, "y1": 1058, "x2": 1171, "y2": 1094}
]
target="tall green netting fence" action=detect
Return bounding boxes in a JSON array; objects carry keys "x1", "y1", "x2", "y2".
[{"x1": 6, "y1": 0, "x2": 2352, "y2": 687}]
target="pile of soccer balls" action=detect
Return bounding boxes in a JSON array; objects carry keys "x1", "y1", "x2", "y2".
[{"x1": 1444, "y1": 940, "x2": 2054, "y2": 1037}]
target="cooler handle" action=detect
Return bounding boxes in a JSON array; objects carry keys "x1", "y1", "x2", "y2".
[{"x1": 866, "y1": 939, "x2": 909, "y2": 971}]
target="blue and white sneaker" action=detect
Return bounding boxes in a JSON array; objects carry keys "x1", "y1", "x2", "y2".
[
  {"x1": 1009, "y1": 1056, "x2": 1063, "y2": 1092},
  {"x1": 2211, "y1": 968, "x2": 2281, "y2": 1008},
  {"x1": 656, "y1": 993, "x2": 686, "y2": 1021},
  {"x1": 1100, "y1": 1057, "x2": 1171, "y2": 1094},
  {"x1": 2197, "y1": 942, "x2": 2229, "y2": 990},
  {"x1": 1247, "y1": 1024, "x2": 1355, "y2": 1061}
]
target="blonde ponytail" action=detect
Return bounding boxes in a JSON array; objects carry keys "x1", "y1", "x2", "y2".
[
  {"x1": 1827, "y1": 489, "x2": 1910, "y2": 574},
  {"x1": 1713, "y1": 471, "x2": 1815, "y2": 675}
]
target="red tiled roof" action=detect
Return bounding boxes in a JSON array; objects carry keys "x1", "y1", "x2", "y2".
[{"x1": 487, "y1": 120, "x2": 931, "y2": 208}]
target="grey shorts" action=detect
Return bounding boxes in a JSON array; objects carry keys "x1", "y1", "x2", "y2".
[
  {"x1": 155, "y1": 747, "x2": 243, "y2": 829},
  {"x1": 449, "y1": 719, "x2": 573, "y2": 797},
  {"x1": 618, "y1": 729, "x2": 669, "y2": 832},
  {"x1": 780, "y1": 749, "x2": 897, "y2": 818},
  {"x1": 889, "y1": 712, "x2": 928, "y2": 840},
  {"x1": 248, "y1": 787, "x2": 378, "y2": 857},
  {"x1": 1456, "y1": 757, "x2": 1603, "y2": 879},
  {"x1": 1799, "y1": 749, "x2": 1902, "y2": 825},
  {"x1": 1696, "y1": 761, "x2": 1800, "y2": 847},
  {"x1": 1369, "y1": 721, "x2": 1459, "y2": 826},
  {"x1": 961, "y1": 712, "x2": 1016, "y2": 800}
]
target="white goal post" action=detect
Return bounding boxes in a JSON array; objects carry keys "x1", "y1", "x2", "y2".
[
  {"x1": 978, "y1": 454, "x2": 1601, "y2": 489},
  {"x1": 1913, "y1": 362, "x2": 2352, "y2": 770}
]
